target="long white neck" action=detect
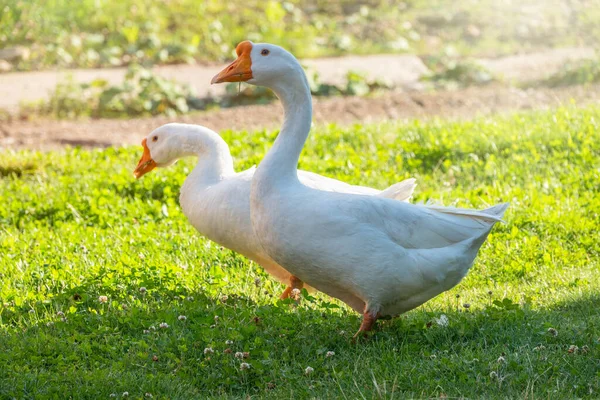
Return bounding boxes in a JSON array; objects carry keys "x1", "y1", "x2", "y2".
[
  {"x1": 255, "y1": 66, "x2": 313, "y2": 185},
  {"x1": 177, "y1": 129, "x2": 235, "y2": 185}
]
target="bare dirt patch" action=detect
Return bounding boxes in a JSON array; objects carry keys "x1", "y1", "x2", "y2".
[
  {"x1": 2, "y1": 83, "x2": 599, "y2": 151},
  {"x1": 0, "y1": 54, "x2": 429, "y2": 111},
  {"x1": 1, "y1": 47, "x2": 598, "y2": 151},
  {"x1": 0, "y1": 47, "x2": 594, "y2": 111}
]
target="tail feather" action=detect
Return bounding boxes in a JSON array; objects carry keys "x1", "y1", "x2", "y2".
[
  {"x1": 481, "y1": 202, "x2": 510, "y2": 219},
  {"x1": 426, "y1": 202, "x2": 509, "y2": 223},
  {"x1": 378, "y1": 178, "x2": 417, "y2": 202}
]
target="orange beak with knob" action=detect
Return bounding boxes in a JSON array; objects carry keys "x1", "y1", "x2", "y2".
[
  {"x1": 211, "y1": 41, "x2": 254, "y2": 84},
  {"x1": 133, "y1": 138, "x2": 157, "y2": 179}
]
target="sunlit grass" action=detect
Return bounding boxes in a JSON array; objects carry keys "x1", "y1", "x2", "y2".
[{"x1": 0, "y1": 106, "x2": 599, "y2": 398}]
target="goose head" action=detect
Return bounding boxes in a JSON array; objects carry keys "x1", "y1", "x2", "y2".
[
  {"x1": 133, "y1": 123, "x2": 227, "y2": 179},
  {"x1": 211, "y1": 41, "x2": 305, "y2": 88}
]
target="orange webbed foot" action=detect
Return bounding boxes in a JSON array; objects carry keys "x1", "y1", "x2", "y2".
[
  {"x1": 352, "y1": 311, "x2": 379, "y2": 343},
  {"x1": 279, "y1": 275, "x2": 304, "y2": 300}
]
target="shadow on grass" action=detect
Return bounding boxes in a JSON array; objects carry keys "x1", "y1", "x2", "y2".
[{"x1": 1, "y1": 287, "x2": 598, "y2": 398}]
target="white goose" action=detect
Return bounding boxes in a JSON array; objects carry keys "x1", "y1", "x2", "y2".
[
  {"x1": 211, "y1": 41, "x2": 508, "y2": 337},
  {"x1": 133, "y1": 123, "x2": 416, "y2": 298}
]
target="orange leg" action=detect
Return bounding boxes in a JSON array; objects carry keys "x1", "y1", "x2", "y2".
[
  {"x1": 279, "y1": 276, "x2": 304, "y2": 299},
  {"x1": 352, "y1": 311, "x2": 379, "y2": 341}
]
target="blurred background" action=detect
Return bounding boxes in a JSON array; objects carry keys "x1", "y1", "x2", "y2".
[{"x1": 1, "y1": 0, "x2": 599, "y2": 148}]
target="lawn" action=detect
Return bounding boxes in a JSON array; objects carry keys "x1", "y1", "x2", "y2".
[{"x1": 1, "y1": 106, "x2": 599, "y2": 398}]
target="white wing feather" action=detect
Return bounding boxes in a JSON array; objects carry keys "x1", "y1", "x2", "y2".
[{"x1": 298, "y1": 170, "x2": 416, "y2": 201}]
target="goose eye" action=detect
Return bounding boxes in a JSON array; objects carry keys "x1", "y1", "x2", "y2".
[
  {"x1": 261, "y1": 49, "x2": 270, "y2": 56},
  {"x1": 152, "y1": 136, "x2": 158, "y2": 142}
]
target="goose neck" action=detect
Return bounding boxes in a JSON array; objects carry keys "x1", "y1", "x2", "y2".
[{"x1": 259, "y1": 72, "x2": 313, "y2": 183}]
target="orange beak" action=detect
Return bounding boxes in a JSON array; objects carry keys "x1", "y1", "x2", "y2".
[
  {"x1": 211, "y1": 41, "x2": 253, "y2": 84},
  {"x1": 133, "y1": 138, "x2": 157, "y2": 179}
]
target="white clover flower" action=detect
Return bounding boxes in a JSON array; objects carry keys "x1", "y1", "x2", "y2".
[
  {"x1": 143, "y1": 329, "x2": 150, "y2": 334},
  {"x1": 547, "y1": 327, "x2": 558, "y2": 336},
  {"x1": 46, "y1": 321, "x2": 54, "y2": 327},
  {"x1": 435, "y1": 314, "x2": 449, "y2": 327},
  {"x1": 326, "y1": 351, "x2": 335, "y2": 357},
  {"x1": 581, "y1": 345, "x2": 590, "y2": 354},
  {"x1": 56, "y1": 311, "x2": 65, "y2": 317},
  {"x1": 226, "y1": 340, "x2": 234, "y2": 345},
  {"x1": 204, "y1": 347, "x2": 214, "y2": 355},
  {"x1": 109, "y1": 394, "x2": 116, "y2": 398},
  {"x1": 144, "y1": 393, "x2": 153, "y2": 398},
  {"x1": 568, "y1": 345, "x2": 579, "y2": 354},
  {"x1": 122, "y1": 392, "x2": 129, "y2": 397},
  {"x1": 240, "y1": 362, "x2": 251, "y2": 370},
  {"x1": 339, "y1": 330, "x2": 346, "y2": 336},
  {"x1": 430, "y1": 354, "x2": 437, "y2": 359},
  {"x1": 139, "y1": 287, "x2": 147, "y2": 293},
  {"x1": 235, "y1": 352, "x2": 244, "y2": 359},
  {"x1": 305, "y1": 366, "x2": 314, "y2": 375},
  {"x1": 159, "y1": 322, "x2": 169, "y2": 329},
  {"x1": 99, "y1": 296, "x2": 108, "y2": 304},
  {"x1": 497, "y1": 356, "x2": 506, "y2": 363},
  {"x1": 489, "y1": 371, "x2": 498, "y2": 379},
  {"x1": 149, "y1": 325, "x2": 156, "y2": 331},
  {"x1": 220, "y1": 294, "x2": 228, "y2": 303},
  {"x1": 178, "y1": 315, "x2": 187, "y2": 321},
  {"x1": 214, "y1": 315, "x2": 219, "y2": 321}
]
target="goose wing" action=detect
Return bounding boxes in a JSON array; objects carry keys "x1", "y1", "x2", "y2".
[
  {"x1": 342, "y1": 196, "x2": 508, "y2": 250},
  {"x1": 298, "y1": 170, "x2": 416, "y2": 201}
]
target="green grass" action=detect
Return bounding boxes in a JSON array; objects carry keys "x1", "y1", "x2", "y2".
[
  {"x1": 2, "y1": 0, "x2": 599, "y2": 71},
  {"x1": 1, "y1": 106, "x2": 599, "y2": 398}
]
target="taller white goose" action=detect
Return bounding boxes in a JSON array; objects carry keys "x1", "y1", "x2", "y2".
[
  {"x1": 212, "y1": 41, "x2": 508, "y2": 337},
  {"x1": 133, "y1": 123, "x2": 416, "y2": 299}
]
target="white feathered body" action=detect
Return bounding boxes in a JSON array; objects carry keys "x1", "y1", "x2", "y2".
[
  {"x1": 205, "y1": 41, "x2": 509, "y2": 321},
  {"x1": 250, "y1": 179, "x2": 508, "y2": 316}
]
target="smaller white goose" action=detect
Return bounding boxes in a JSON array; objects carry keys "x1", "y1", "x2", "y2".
[{"x1": 133, "y1": 123, "x2": 416, "y2": 299}]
